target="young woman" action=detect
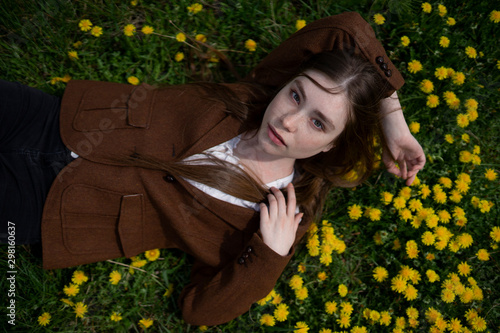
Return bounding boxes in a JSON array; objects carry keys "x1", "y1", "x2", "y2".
[{"x1": 1, "y1": 12, "x2": 425, "y2": 325}]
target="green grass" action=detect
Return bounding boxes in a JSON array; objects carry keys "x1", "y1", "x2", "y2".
[{"x1": 1, "y1": 0, "x2": 499, "y2": 332}]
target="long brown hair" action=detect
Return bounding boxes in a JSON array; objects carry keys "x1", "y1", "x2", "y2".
[{"x1": 127, "y1": 51, "x2": 388, "y2": 221}]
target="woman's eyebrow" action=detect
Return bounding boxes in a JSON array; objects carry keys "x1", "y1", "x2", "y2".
[{"x1": 296, "y1": 80, "x2": 336, "y2": 130}]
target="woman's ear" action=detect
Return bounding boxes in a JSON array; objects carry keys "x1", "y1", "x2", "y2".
[{"x1": 322, "y1": 143, "x2": 335, "y2": 153}]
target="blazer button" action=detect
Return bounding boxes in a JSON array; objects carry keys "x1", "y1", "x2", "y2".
[
  {"x1": 380, "y1": 63, "x2": 388, "y2": 70},
  {"x1": 376, "y1": 56, "x2": 384, "y2": 64},
  {"x1": 385, "y1": 69, "x2": 392, "y2": 77},
  {"x1": 163, "y1": 175, "x2": 175, "y2": 183},
  {"x1": 246, "y1": 246, "x2": 253, "y2": 253},
  {"x1": 238, "y1": 257, "x2": 245, "y2": 265},
  {"x1": 242, "y1": 253, "x2": 249, "y2": 259}
]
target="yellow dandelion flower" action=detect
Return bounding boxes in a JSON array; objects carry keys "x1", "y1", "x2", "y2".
[
  {"x1": 274, "y1": 303, "x2": 289, "y2": 322},
  {"x1": 490, "y1": 226, "x2": 500, "y2": 242},
  {"x1": 91, "y1": 26, "x2": 103, "y2": 37},
  {"x1": 338, "y1": 284, "x2": 348, "y2": 297},
  {"x1": 325, "y1": 301, "x2": 338, "y2": 314},
  {"x1": 435, "y1": 66, "x2": 448, "y2": 80},
  {"x1": 391, "y1": 276, "x2": 407, "y2": 293},
  {"x1": 72, "y1": 270, "x2": 88, "y2": 285},
  {"x1": 444, "y1": 134, "x2": 454, "y2": 144},
  {"x1": 60, "y1": 298, "x2": 74, "y2": 307},
  {"x1": 340, "y1": 301, "x2": 353, "y2": 315},
  {"x1": 144, "y1": 248, "x2": 160, "y2": 261},
  {"x1": 63, "y1": 283, "x2": 79, "y2": 297},
  {"x1": 476, "y1": 248, "x2": 491, "y2": 262},
  {"x1": 426, "y1": 94, "x2": 439, "y2": 108},
  {"x1": 295, "y1": 321, "x2": 309, "y2": 333},
  {"x1": 439, "y1": 36, "x2": 450, "y2": 48},
  {"x1": 370, "y1": 310, "x2": 381, "y2": 322},
  {"x1": 422, "y1": 2, "x2": 432, "y2": 13},
  {"x1": 296, "y1": 19, "x2": 306, "y2": 30},
  {"x1": 448, "y1": 318, "x2": 463, "y2": 333},
  {"x1": 373, "y1": 13, "x2": 385, "y2": 25},
  {"x1": 471, "y1": 316, "x2": 487, "y2": 331},
  {"x1": 441, "y1": 289, "x2": 455, "y2": 303},
  {"x1": 458, "y1": 233, "x2": 473, "y2": 248},
  {"x1": 421, "y1": 231, "x2": 436, "y2": 246},
  {"x1": 163, "y1": 283, "x2": 174, "y2": 297},
  {"x1": 447, "y1": 17, "x2": 456, "y2": 26},
  {"x1": 79, "y1": 19, "x2": 92, "y2": 32},
  {"x1": 426, "y1": 253, "x2": 435, "y2": 260},
  {"x1": 139, "y1": 318, "x2": 153, "y2": 329},
  {"x1": 408, "y1": 60, "x2": 423, "y2": 74},
  {"x1": 381, "y1": 191, "x2": 393, "y2": 205},
  {"x1": 127, "y1": 76, "x2": 140, "y2": 85},
  {"x1": 141, "y1": 25, "x2": 154, "y2": 35},
  {"x1": 409, "y1": 121, "x2": 420, "y2": 134},
  {"x1": 380, "y1": 311, "x2": 392, "y2": 326},
  {"x1": 175, "y1": 52, "x2": 184, "y2": 62},
  {"x1": 456, "y1": 113, "x2": 470, "y2": 128},
  {"x1": 195, "y1": 34, "x2": 207, "y2": 42},
  {"x1": 187, "y1": 3, "x2": 203, "y2": 14},
  {"x1": 373, "y1": 266, "x2": 389, "y2": 282},
  {"x1": 244, "y1": 39, "x2": 257, "y2": 52},
  {"x1": 68, "y1": 50, "x2": 79, "y2": 60},
  {"x1": 426, "y1": 269, "x2": 440, "y2": 282},
  {"x1": 467, "y1": 108, "x2": 478, "y2": 121},
  {"x1": 110, "y1": 312, "x2": 122, "y2": 322},
  {"x1": 176, "y1": 32, "x2": 186, "y2": 42},
  {"x1": 109, "y1": 270, "x2": 122, "y2": 285},
  {"x1": 484, "y1": 169, "x2": 497, "y2": 181},
  {"x1": 399, "y1": 208, "x2": 413, "y2": 221},
  {"x1": 393, "y1": 196, "x2": 406, "y2": 210},
  {"x1": 317, "y1": 271, "x2": 327, "y2": 281},
  {"x1": 347, "y1": 204, "x2": 363, "y2": 220},
  {"x1": 38, "y1": 312, "x2": 51, "y2": 326},
  {"x1": 289, "y1": 274, "x2": 303, "y2": 290},
  {"x1": 452, "y1": 72, "x2": 465, "y2": 85},
  {"x1": 74, "y1": 302, "x2": 88, "y2": 318},
  {"x1": 457, "y1": 262, "x2": 471, "y2": 276},
  {"x1": 406, "y1": 307, "x2": 419, "y2": 320},
  {"x1": 401, "y1": 36, "x2": 410, "y2": 47},
  {"x1": 490, "y1": 10, "x2": 500, "y2": 23},
  {"x1": 368, "y1": 208, "x2": 381, "y2": 221},
  {"x1": 260, "y1": 313, "x2": 275, "y2": 326},
  {"x1": 438, "y1": 4, "x2": 447, "y2": 16},
  {"x1": 420, "y1": 79, "x2": 434, "y2": 93},
  {"x1": 295, "y1": 286, "x2": 308, "y2": 300},
  {"x1": 406, "y1": 240, "x2": 419, "y2": 259},
  {"x1": 433, "y1": 191, "x2": 447, "y2": 204},
  {"x1": 465, "y1": 46, "x2": 477, "y2": 59},
  {"x1": 123, "y1": 24, "x2": 136, "y2": 37}
]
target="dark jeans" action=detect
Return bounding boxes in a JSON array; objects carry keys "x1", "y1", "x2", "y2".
[{"x1": 0, "y1": 80, "x2": 74, "y2": 244}]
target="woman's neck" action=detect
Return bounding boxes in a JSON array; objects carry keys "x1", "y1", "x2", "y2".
[{"x1": 234, "y1": 131, "x2": 295, "y2": 184}]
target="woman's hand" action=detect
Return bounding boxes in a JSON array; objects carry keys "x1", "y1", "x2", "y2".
[
  {"x1": 260, "y1": 183, "x2": 303, "y2": 257},
  {"x1": 382, "y1": 132, "x2": 426, "y2": 186},
  {"x1": 380, "y1": 92, "x2": 426, "y2": 186}
]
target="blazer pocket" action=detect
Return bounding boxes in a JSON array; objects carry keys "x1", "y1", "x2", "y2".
[
  {"x1": 61, "y1": 185, "x2": 144, "y2": 257},
  {"x1": 73, "y1": 83, "x2": 156, "y2": 131}
]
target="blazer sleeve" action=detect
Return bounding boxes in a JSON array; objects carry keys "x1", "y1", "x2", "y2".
[
  {"x1": 243, "y1": 11, "x2": 404, "y2": 97},
  {"x1": 178, "y1": 221, "x2": 311, "y2": 326}
]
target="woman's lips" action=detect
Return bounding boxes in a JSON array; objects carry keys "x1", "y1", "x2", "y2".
[{"x1": 268, "y1": 124, "x2": 286, "y2": 146}]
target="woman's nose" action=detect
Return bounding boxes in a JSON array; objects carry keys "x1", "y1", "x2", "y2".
[{"x1": 282, "y1": 112, "x2": 301, "y2": 132}]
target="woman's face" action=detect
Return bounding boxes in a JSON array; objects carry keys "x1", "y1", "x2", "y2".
[{"x1": 255, "y1": 70, "x2": 349, "y2": 161}]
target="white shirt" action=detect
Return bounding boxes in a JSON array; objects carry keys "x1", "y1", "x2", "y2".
[{"x1": 182, "y1": 135, "x2": 294, "y2": 211}]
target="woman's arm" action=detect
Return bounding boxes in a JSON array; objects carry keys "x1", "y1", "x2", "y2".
[
  {"x1": 244, "y1": 11, "x2": 404, "y2": 97},
  {"x1": 380, "y1": 92, "x2": 426, "y2": 185},
  {"x1": 178, "y1": 218, "x2": 310, "y2": 325}
]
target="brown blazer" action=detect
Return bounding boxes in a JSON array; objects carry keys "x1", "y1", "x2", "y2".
[{"x1": 41, "y1": 12, "x2": 404, "y2": 325}]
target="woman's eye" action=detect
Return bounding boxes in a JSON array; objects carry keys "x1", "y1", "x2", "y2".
[
  {"x1": 291, "y1": 90, "x2": 300, "y2": 103},
  {"x1": 312, "y1": 119, "x2": 324, "y2": 130}
]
